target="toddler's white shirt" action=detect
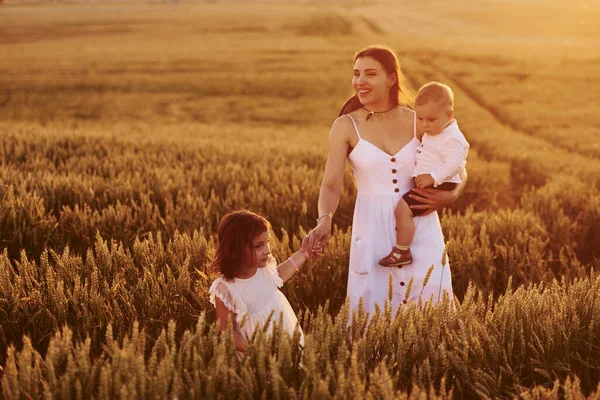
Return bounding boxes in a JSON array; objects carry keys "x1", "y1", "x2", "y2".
[{"x1": 413, "y1": 120, "x2": 469, "y2": 187}]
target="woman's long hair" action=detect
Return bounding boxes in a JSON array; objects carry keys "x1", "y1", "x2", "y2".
[
  {"x1": 210, "y1": 210, "x2": 271, "y2": 280},
  {"x1": 338, "y1": 45, "x2": 415, "y2": 116}
]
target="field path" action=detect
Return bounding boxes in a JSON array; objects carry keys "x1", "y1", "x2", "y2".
[
  {"x1": 413, "y1": 60, "x2": 600, "y2": 182},
  {"x1": 358, "y1": 15, "x2": 386, "y2": 35},
  {"x1": 350, "y1": 0, "x2": 600, "y2": 58},
  {"x1": 340, "y1": 5, "x2": 600, "y2": 178}
]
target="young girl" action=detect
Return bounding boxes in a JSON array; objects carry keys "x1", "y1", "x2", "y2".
[{"x1": 209, "y1": 210, "x2": 314, "y2": 354}]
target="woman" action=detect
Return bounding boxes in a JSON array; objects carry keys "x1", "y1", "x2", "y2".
[{"x1": 303, "y1": 46, "x2": 466, "y2": 315}]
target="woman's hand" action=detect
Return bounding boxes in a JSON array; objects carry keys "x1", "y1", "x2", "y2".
[
  {"x1": 408, "y1": 187, "x2": 459, "y2": 216},
  {"x1": 409, "y1": 168, "x2": 467, "y2": 215},
  {"x1": 301, "y1": 219, "x2": 331, "y2": 257}
]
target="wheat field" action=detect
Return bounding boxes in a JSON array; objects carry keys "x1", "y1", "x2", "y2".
[{"x1": 1, "y1": 0, "x2": 600, "y2": 398}]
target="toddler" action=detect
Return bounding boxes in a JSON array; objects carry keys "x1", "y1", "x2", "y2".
[{"x1": 379, "y1": 82, "x2": 469, "y2": 267}]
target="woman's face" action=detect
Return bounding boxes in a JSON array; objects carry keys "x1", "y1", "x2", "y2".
[{"x1": 352, "y1": 56, "x2": 396, "y2": 106}]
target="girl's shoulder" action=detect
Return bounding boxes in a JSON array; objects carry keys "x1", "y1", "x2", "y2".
[
  {"x1": 209, "y1": 275, "x2": 240, "y2": 302},
  {"x1": 209, "y1": 276, "x2": 248, "y2": 318},
  {"x1": 209, "y1": 275, "x2": 229, "y2": 291},
  {"x1": 263, "y1": 256, "x2": 283, "y2": 288}
]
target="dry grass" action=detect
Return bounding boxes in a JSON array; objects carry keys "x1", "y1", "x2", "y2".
[{"x1": 1, "y1": 0, "x2": 599, "y2": 397}]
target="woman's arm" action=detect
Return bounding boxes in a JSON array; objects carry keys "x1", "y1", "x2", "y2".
[
  {"x1": 303, "y1": 117, "x2": 352, "y2": 254},
  {"x1": 215, "y1": 297, "x2": 246, "y2": 353},
  {"x1": 408, "y1": 167, "x2": 468, "y2": 215}
]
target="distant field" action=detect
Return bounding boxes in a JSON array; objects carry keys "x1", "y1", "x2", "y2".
[{"x1": 1, "y1": 1, "x2": 600, "y2": 397}]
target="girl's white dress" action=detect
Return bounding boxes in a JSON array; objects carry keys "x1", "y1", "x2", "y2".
[
  {"x1": 209, "y1": 257, "x2": 303, "y2": 343},
  {"x1": 346, "y1": 112, "x2": 454, "y2": 315}
]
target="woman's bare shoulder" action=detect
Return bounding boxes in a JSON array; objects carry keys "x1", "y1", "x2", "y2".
[
  {"x1": 398, "y1": 106, "x2": 415, "y2": 119},
  {"x1": 330, "y1": 114, "x2": 355, "y2": 138}
]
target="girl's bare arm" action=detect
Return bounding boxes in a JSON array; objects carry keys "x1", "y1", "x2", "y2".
[
  {"x1": 215, "y1": 296, "x2": 246, "y2": 353},
  {"x1": 277, "y1": 250, "x2": 310, "y2": 283}
]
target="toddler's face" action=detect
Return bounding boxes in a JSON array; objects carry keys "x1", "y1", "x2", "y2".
[
  {"x1": 251, "y1": 230, "x2": 271, "y2": 268},
  {"x1": 415, "y1": 101, "x2": 454, "y2": 136}
]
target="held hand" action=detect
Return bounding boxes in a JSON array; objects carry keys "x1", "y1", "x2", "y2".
[
  {"x1": 301, "y1": 235, "x2": 317, "y2": 258},
  {"x1": 408, "y1": 187, "x2": 458, "y2": 216},
  {"x1": 299, "y1": 244, "x2": 322, "y2": 260},
  {"x1": 301, "y1": 219, "x2": 331, "y2": 257},
  {"x1": 414, "y1": 174, "x2": 435, "y2": 189}
]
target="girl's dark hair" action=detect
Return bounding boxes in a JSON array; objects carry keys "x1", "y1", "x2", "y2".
[
  {"x1": 338, "y1": 45, "x2": 415, "y2": 116},
  {"x1": 211, "y1": 210, "x2": 271, "y2": 280}
]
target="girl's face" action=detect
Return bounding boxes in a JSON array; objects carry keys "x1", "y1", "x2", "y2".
[
  {"x1": 352, "y1": 56, "x2": 396, "y2": 106},
  {"x1": 250, "y1": 230, "x2": 271, "y2": 268}
]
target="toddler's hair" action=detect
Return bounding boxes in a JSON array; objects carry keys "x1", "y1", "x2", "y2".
[
  {"x1": 211, "y1": 210, "x2": 271, "y2": 280},
  {"x1": 415, "y1": 81, "x2": 454, "y2": 110}
]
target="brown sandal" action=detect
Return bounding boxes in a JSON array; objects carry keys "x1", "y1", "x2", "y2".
[{"x1": 378, "y1": 247, "x2": 413, "y2": 268}]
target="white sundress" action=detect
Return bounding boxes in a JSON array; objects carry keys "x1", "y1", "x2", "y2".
[
  {"x1": 209, "y1": 257, "x2": 304, "y2": 344},
  {"x1": 345, "y1": 112, "x2": 454, "y2": 316}
]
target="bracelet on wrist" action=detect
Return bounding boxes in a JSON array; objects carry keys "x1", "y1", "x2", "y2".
[
  {"x1": 288, "y1": 256, "x2": 299, "y2": 271},
  {"x1": 316, "y1": 213, "x2": 333, "y2": 223}
]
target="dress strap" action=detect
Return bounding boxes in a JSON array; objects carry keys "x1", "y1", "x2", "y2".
[
  {"x1": 413, "y1": 111, "x2": 417, "y2": 139},
  {"x1": 346, "y1": 114, "x2": 362, "y2": 140}
]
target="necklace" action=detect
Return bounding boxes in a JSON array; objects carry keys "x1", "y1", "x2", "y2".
[{"x1": 362, "y1": 105, "x2": 397, "y2": 121}]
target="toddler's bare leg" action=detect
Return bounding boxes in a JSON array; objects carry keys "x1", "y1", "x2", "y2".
[
  {"x1": 378, "y1": 199, "x2": 415, "y2": 267},
  {"x1": 394, "y1": 198, "x2": 415, "y2": 247}
]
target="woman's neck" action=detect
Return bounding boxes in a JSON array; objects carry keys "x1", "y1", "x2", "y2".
[{"x1": 362, "y1": 100, "x2": 396, "y2": 113}]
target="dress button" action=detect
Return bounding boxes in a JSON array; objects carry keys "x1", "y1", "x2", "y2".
[
  {"x1": 394, "y1": 188, "x2": 399, "y2": 193},
  {"x1": 400, "y1": 281, "x2": 405, "y2": 286},
  {"x1": 393, "y1": 179, "x2": 397, "y2": 184},
  {"x1": 391, "y1": 157, "x2": 396, "y2": 162},
  {"x1": 403, "y1": 300, "x2": 407, "y2": 304},
  {"x1": 392, "y1": 169, "x2": 397, "y2": 173}
]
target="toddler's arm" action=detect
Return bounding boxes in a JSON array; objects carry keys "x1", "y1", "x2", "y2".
[
  {"x1": 215, "y1": 297, "x2": 246, "y2": 353},
  {"x1": 414, "y1": 174, "x2": 435, "y2": 189},
  {"x1": 430, "y1": 138, "x2": 468, "y2": 187},
  {"x1": 408, "y1": 167, "x2": 468, "y2": 215}
]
